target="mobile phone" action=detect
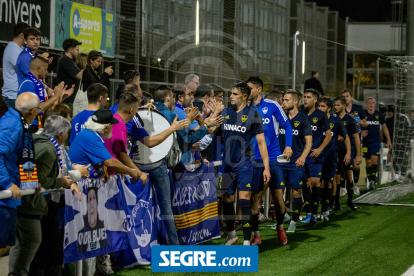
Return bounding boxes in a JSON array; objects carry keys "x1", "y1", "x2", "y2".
[{"x1": 277, "y1": 154, "x2": 288, "y2": 163}]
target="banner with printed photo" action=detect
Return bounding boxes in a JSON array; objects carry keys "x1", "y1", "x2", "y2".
[
  {"x1": 63, "y1": 176, "x2": 128, "y2": 263},
  {"x1": 170, "y1": 162, "x2": 221, "y2": 245},
  {"x1": 114, "y1": 176, "x2": 167, "y2": 268},
  {"x1": 55, "y1": 0, "x2": 115, "y2": 55}
]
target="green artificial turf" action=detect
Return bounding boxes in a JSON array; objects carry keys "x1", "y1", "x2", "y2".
[{"x1": 114, "y1": 196, "x2": 414, "y2": 276}]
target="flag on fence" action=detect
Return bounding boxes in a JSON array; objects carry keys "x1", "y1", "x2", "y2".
[
  {"x1": 114, "y1": 176, "x2": 167, "y2": 267},
  {"x1": 63, "y1": 176, "x2": 128, "y2": 263},
  {"x1": 170, "y1": 162, "x2": 220, "y2": 245}
]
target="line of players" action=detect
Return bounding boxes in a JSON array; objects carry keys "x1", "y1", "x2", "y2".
[{"x1": 218, "y1": 76, "x2": 391, "y2": 246}]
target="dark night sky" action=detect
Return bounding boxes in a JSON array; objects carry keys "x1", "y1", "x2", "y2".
[{"x1": 305, "y1": 0, "x2": 394, "y2": 22}]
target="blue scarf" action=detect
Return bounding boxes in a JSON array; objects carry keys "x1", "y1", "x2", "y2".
[
  {"x1": 48, "y1": 137, "x2": 63, "y2": 175},
  {"x1": 23, "y1": 45, "x2": 36, "y2": 58},
  {"x1": 26, "y1": 72, "x2": 47, "y2": 115}
]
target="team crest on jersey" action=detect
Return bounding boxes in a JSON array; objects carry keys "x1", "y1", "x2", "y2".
[
  {"x1": 225, "y1": 115, "x2": 229, "y2": 119},
  {"x1": 353, "y1": 111, "x2": 358, "y2": 116},
  {"x1": 294, "y1": 121, "x2": 300, "y2": 127},
  {"x1": 242, "y1": 115, "x2": 248, "y2": 122},
  {"x1": 375, "y1": 115, "x2": 379, "y2": 119},
  {"x1": 313, "y1": 117, "x2": 318, "y2": 124},
  {"x1": 343, "y1": 121, "x2": 347, "y2": 126},
  {"x1": 262, "y1": 107, "x2": 268, "y2": 114},
  {"x1": 330, "y1": 123, "x2": 334, "y2": 129}
]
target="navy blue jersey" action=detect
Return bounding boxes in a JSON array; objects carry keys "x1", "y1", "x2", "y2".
[
  {"x1": 252, "y1": 98, "x2": 292, "y2": 161},
  {"x1": 220, "y1": 105, "x2": 264, "y2": 168},
  {"x1": 300, "y1": 109, "x2": 330, "y2": 150},
  {"x1": 362, "y1": 110, "x2": 385, "y2": 144},
  {"x1": 324, "y1": 115, "x2": 347, "y2": 156},
  {"x1": 279, "y1": 112, "x2": 312, "y2": 162},
  {"x1": 346, "y1": 104, "x2": 366, "y2": 133},
  {"x1": 338, "y1": 113, "x2": 358, "y2": 155}
]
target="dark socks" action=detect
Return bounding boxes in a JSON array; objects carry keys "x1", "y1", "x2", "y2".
[
  {"x1": 353, "y1": 168, "x2": 360, "y2": 184},
  {"x1": 223, "y1": 201, "x2": 235, "y2": 232},
  {"x1": 276, "y1": 212, "x2": 284, "y2": 227},
  {"x1": 303, "y1": 185, "x2": 312, "y2": 214},
  {"x1": 292, "y1": 197, "x2": 303, "y2": 222},
  {"x1": 251, "y1": 213, "x2": 259, "y2": 232},
  {"x1": 239, "y1": 199, "x2": 251, "y2": 242},
  {"x1": 371, "y1": 165, "x2": 378, "y2": 183},
  {"x1": 334, "y1": 184, "x2": 341, "y2": 208},
  {"x1": 322, "y1": 186, "x2": 331, "y2": 212},
  {"x1": 311, "y1": 187, "x2": 320, "y2": 215},
  {"x1": 346, "y1": 181, "x2": 354, "y2": 203},
  {"x1": 366, "y1": 166, "x2": 373, "y2": 182}
]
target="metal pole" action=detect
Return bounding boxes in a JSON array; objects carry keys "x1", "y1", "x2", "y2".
[
  {"x1": 376, "y1": 58, "x2": 380, "y2": 109},
  {"x1": 264, "y1": 188, "x2": 269, "y2": 218},
  {"x1": 407, "y1": 0, "x2": 414, "y2": 55},
  {"x1": 292, "y1": 31, "x2": 299, "y2": 89},
  {"x1": 76, "y1": 260, "x2": 82, "y2": 276}
]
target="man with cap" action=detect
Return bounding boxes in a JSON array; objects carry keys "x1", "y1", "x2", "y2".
[{"x1": 68, "y1": 109, "x2": 141, "y2": 181}]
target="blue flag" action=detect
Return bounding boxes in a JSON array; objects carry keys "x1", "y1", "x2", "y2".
[
  {"x1": 115, "y1": 176, "x2": 167, "y2": 267},
  {"x1": 170, "y1": 162, "x2": 220, "y2": 245},
  {"x1": 63, "y1": 177, "x2": 128, "y2": 263}
]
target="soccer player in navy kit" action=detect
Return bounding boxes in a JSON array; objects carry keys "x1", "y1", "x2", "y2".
[
  {"x1": 300, "y1": 89, "x2": 331, "y2": 226},
  {"x1": 334, "y1": 96, "x2": 362, "y2": 211},
  {"x1": 362, "y1": 97, "x2": 392, "y2": 189},
  {"x1": 318, "y1": 97, "x2": 351, "y2": 219},
  {"x1": 342, "y1": 89, "x2": 367, "y2": 189},
  {"x1": 220, "y1": 82, "x2": 271, "y2": 245},
  {"x1": 246, "y1": 76, "x2": 293, "y2": 245},
  {"x1": 281, "y1": 90, "x2": 312, "y2": 233}
]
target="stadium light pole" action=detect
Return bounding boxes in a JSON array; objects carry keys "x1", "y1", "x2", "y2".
[
  {"x1": 292, "y1": 31, "x2": 300, "y2": 89},
  {"x1": 196, "y1": 0, "x2": 200, "y2": 46}
]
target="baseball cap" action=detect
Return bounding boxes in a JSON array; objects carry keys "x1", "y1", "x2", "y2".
[{"x1": 91, "y1": 109, "x2": 119, "y2": 125}]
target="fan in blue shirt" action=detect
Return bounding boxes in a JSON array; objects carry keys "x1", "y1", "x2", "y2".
[
  {"x1": 246, "y1": 76, "x2": 292, "y2": 245},
  {"x1": 280, "y1": 90, "x2": 312, "y2": 233},
  {"x1": 362, "y1": 97, "x2": 392, "y2": 190},
  {"x1": 219, "y1": 82, "x2": 270, "y2": 246},
  {"x1": 299, "y1": 89, "x2": 331, "y2": 226},
  {"x1": 334, "y1": 96, "x2": 363, "y2": 211},
  {"x1": 318, "y1": 97, "x2": 350, "y2": 217}
]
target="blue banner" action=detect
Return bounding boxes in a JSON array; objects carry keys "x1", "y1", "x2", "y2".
[
  {"x1": 151, "y1": 245, "x2": 259, "y2": 272},
  {"x1": 114, "y1": 176, "x2": 167, "y2": 267},
  {"x1": 63, "y1": 177, "x2": 128, "y2": 263},
  {"x1": 170, "y1": 162, "x2": 220, "y2": 245}
]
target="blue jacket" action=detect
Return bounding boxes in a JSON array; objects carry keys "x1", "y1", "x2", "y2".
[
  {"x1": 0, "y1": 108, "x2": 24, "y2": 208},
  {"x1": 153, "y1": 101, "x2": 208, "y2": 154}
]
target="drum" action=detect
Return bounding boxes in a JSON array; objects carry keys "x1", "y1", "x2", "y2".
[{"x1": 131, "y1": 108, "x2": 174, "y2": 171}]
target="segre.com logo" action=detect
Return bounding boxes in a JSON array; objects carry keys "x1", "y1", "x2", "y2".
[{"x1": 151, "y1": 245, "x2": 258, "y2": 272}]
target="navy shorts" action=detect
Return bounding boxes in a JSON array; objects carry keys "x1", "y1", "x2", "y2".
[
  {"x1": 252, "y1": 160, "x2": 284, "y2": 191},
  {"x1": 322, "y1": 153, "x2": 338, "y2": 183},
  {"x1": 0, "y1": 206, "x2": 17, "y2": 248},
  {"x1": 282, "y1": 162, "x2": 304, "y2": 189},
  {"x1": 305, "y1": 157, "x2": 323, "y2": 179},
  {"x1": 337, "y1": 150, "x2": 355, "y2": 173},
  {"x1": 362, "y1": 143, "x2": 381, "y2": 159},
  {"x1": 220, "y1": 161, "x2": 254, "y2": 195}
]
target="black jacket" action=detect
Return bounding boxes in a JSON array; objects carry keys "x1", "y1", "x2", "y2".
[
  {"x1": 82, "y1": 65, "x2": 110, "y2": 91},
  {"x1": 304, "y1": 77, "x2": 324, "y2": 96}
]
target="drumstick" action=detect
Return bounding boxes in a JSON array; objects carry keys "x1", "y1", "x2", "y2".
[{"x1": 148, "y1": 99, "x2": 154, "y2": 115}]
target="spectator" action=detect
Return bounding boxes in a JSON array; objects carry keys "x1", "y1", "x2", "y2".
[
  {"x1": 116, "y1": 70, "x2": 140, "y2": 100},
  {"x1": 76, "y1": 53, "x2": 88, "y2": 70},
  {"x1": 68, "y1": 109, "x2": 141, "y2": 180},
  {"x1": 265, "y1": 89, "x2": 284, "y2": 105},
  {"x1": 2, "y1": 22, "x2": 29, "y2": 109},
  {"x1": 57, "y1": 38, "x2": 83, "y2": 104},
  {"x1": 16, "y1": 27, "x2": 52, "y2": 85},
  {"x1": 8, "y1": 116, "x2": 77, "y2": 276},
  {"x1": 0, "y1": 93, "x2": 42, "y2": 257},
  {"x1": 185, "y1": 74, "x2": 200, "y2": 93},
  {"x1": 18, "y1": 57, "x2": 73, "y2": 132},
  {"x1": 210, "y1": 83, "x2": 225, "y2": 104},
  {"x1": 173, "y1": 83, "x2": 197, "y2": 130},
  {"x1": 193, "y1": 84, "x2": 214, "y2": 114},
  {"x1": 82, "y1": 50, "x2": 114, "y2": 91},
  {"x1": 104, "y1": 93, "x2": 147, "y2": 184},
  {"x1": 69, "y1": 83, "x2": 108, "y2": 143},
  {"x1": 304, "y1": 71, "x2": 324, "y2": 96},
  {"x1": 41, "y1": 103, "x2": 72, "y2": 127}
]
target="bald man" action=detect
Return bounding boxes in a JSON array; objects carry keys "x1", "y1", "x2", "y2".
[
  {"x1": 18, "y1": 56, "x2": 73, "y2": 131},
  {"x1": 0, "y1": 92, "x2": 41, "y2": 257}
]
